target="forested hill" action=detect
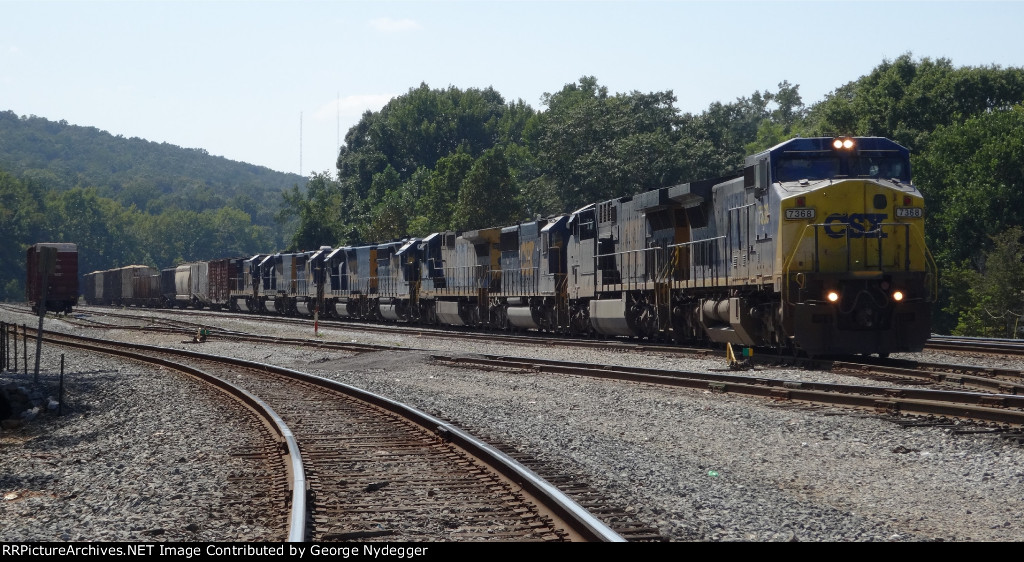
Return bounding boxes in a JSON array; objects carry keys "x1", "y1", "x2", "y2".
[
  {"x1": 0, "y1": 110, "x2": 304, "y2": 222},
  {"x1": 0, "y1": 110, "x2": 305, "y2": 299}
]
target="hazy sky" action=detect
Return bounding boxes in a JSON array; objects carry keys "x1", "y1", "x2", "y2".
[{"x1": 3, "y1": 1, "x2": 1022, "y2": 176}]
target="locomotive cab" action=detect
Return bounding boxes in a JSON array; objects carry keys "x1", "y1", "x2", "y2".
[{"x1": 769, "y1": 137, "x2": 936, "y2": 356}]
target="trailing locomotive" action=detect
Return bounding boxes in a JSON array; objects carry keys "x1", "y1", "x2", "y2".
[{"x1": 79, "y1": 136, "x2": 935, "y2": 357}]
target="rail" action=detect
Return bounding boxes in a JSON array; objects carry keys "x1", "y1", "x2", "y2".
[
  {"x1": 585, "y1": 237, "x2": 726, "y2": 292},
  {"x1": 491, "y1": 266, "x2": 540, "y2": 296},
  {"x1": 666, "y1": 236, "x2": 725, "y2": 287},
  {"x1": 593, "y1": 247, "x2": 661, "y2": 291}
]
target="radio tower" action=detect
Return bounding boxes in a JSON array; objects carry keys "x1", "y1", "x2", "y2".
[{"x1": 299, "y1": 111, "x2": 303, "y2": 176}]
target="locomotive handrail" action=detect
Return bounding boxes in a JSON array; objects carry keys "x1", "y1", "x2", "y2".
[
  {"x1": 667, "y1": 237, "x2": 724, "y2": 288},
  {"x1": 782, "y1": 221, "x2": 938, "y2": 305},
  {"x1": 910, "y1": 224, "x2": 939, "y2": 302},
  {"x1": 491, "y1": 266, "x2": 540, "y2": 296},
  {"x1": 594, "y1": 246, "x2": 663, "y2": 291},
  {"x1": 436, "y1": 264, "x2": 489, "y2": 294}
]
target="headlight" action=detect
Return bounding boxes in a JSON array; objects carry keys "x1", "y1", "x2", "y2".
[
  {"x1": 832, "y1": 137, "x2": 856, "y2": 150},
  {"x1": 826, "y1": 290, "x2": 840, "y2": 303},
  {"x1": 892, "y1": 290, "x2": 904, "y2": 302}
]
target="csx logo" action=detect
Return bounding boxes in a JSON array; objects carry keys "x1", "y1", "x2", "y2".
[{"x1": 824, "y1": 213, "x2": 889, "y2": 238}]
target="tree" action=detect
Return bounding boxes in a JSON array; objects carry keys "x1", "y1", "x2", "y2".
[
  {"x1": 913, "y1": 103, "x2": 1024, "y2": 269},
  {"x1": 452, "y1": 147, "x2": 521, "y2": 231},
  {"x1": 45, "y1": 187, "x2": 145, "y2": 271},
  {"x1": 535, "y1": 76, "x2": 692, "y2": 209},
  {"x1": 947, "y1": 227, "x2": 1024, "y2": 337},
  {"x1": 360, "y1": 166, "x2": 408, "y2": 242},
  {"x1": 0, "y1": 171, "x2": 44, "y2": 300},
  {"x1": 277, "y1": 172, "x2": 347, "y2": 251},
  {"x1": 804, "y1": 54, "x2": 1024, "y2": 151},
  {"x1": 414, "y1": 150, "x2": 475, "y2": 233},
  {"x1": 749, "y1": 81, "x2": 807, "y2": 151}
]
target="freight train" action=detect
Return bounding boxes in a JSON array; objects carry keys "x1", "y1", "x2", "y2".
[{"x1": 78, "y1": 136, "x2": 937, "y2": 357}]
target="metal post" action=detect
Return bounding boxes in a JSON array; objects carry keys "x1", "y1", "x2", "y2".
[
  {"x1": 58, "y1": 354, "x2": 65, "y2": 416},
  {"x1": 23, "y1": 325, "x2": 28, "y2": 376},
  {"x1": 35, "y1": 299, "x2": 45, "y2": 384},
  {"x1": 13, "y1": 322, "x2": 18, "y2": 373},
  {"x1": 1, "y1": 322, "x2": 5, "y2": 371}
]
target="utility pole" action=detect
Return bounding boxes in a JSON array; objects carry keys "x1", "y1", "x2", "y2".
[{"x1": 34, "y1": 246, "x2": 57, "y2": 382}]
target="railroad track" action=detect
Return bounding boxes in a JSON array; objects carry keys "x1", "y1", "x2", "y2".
[
  {"x1": 65, "y1": 304, "x2": 712, "y2": 354},
  {"x1": 24, "y1": 326, "x2": 632, "y2": 542},
  {"x1": 827, "y1": 357, "x2": 1024, "y2": 395},
  {"x1": 926, "y1": 335, "x2": 1024, "y2": 356},
  {"x1": 23, "y1": 304, "x2": 1024, "y2": 397},
  {"x1": 432, "y1": 353, "x2": 1024, "y2": 431},
  {"x1": 7, "y1": 304, "x2": 1024, "y2": 541},
  {"x1": 30, "y1": 304, "x2": 1024, "y2": 360}
]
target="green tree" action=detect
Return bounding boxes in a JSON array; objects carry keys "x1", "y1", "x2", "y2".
[
  {"x1": 415, "y1": 150, "x2": 475, "y2": 232},
  {"x1": 364, "y1": 189, "x2": 414, "y2": 243},
  {"x1": 277, "y1": 172, "x2": 347, "y2": 251},
  {"x1": 913, "y1": 104, "x2": 1024, "y2": 269},
  {"x1": 535, "y1": 76, "x2": 691, "y2": 209},
  {"x1": 749, "y1": 81, "x2": 807, "y2": 151},
  {"x1": 805, "y1": 54, "x2": 1024, "y2": 150},
  {"x1": 0, "y1": 171, "x2": 44, "y2": 300},
  {"x1": 947, "y1": 227, "x2": 1024, "y2": 337},
  {"x1": 452, "y1": 147, "x2": 521, "y2": 231},
  {"x1": 45, "y1": 187, "x2": 146, "y2": 272},
  {"x1": 360, "y1": 166, "x2": 407, "y2": 242}
]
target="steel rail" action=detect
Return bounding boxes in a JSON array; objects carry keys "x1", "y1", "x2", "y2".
[
  {"x1": 28, "y1": 328, "x2": 309, "y2": 542},
  {"x1": 35, "y1": 328, "x2": 625, "y2": 542},
  {"x1": 434, "y1": 354, "x2": 1024, "y2": 427}
]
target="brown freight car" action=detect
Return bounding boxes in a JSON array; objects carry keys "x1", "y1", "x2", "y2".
[
  {"x1": 207, "y1": 257, "x2": 246, "y2": 310},
  {"x1": 26, "y1": 242, "x2": 79, "y2": 315}
]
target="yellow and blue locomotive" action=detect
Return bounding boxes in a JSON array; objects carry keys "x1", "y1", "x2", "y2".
[{"x1": 576, "y1": 136, "x2": 935, "y2": 356}]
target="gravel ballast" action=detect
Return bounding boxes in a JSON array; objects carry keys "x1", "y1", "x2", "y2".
[{"x1": 2, "y1": 307, "x2": 1023, "y2": 542}]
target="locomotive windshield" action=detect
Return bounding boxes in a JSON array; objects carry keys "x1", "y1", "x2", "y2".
[
  {"x1": 774, "y1": 153, "x2": 910, "y2": 183},
  {"x1": 775, "y1": 157, "x2": 839, "y2": 182}
]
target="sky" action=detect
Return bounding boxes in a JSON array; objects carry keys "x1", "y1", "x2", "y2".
[{"x1": 2, "y1": 0, "x2": 1023, "y2": 176}]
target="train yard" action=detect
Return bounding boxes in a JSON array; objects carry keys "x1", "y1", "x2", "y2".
[{"x1": 3, "y1": 304, "x2": 1024, "y2": 541}]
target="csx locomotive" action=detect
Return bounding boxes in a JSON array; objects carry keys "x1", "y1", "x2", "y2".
[{"x1": 81, "y1": 136, "x2": 936, "y2": 357}]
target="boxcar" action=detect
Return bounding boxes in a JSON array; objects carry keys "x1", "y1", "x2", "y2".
[
  {"x1": 160, "y1": 267, "x2": 177, "y2": 308},
  {"x1": 208, "y1": 257, "x2": 245, "y2": 310},
  {"x1": 26, "y1": 242, "x2": 79, "y2": 314},
  {"x1": 128, "y1": 268, "x2": 161, "y2": 307}
]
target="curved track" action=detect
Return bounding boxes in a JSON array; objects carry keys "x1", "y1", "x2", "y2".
[{"x1": 26, "y1": 326, "x2": 626, "y2": 542}]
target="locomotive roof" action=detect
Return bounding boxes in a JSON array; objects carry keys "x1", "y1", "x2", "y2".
[
  {"x1": 748, "y1": 136, "x2": 910, "y2": 166},
  {"x1": 30, "y1": 242, "x2": 77, "y2": 252}
]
